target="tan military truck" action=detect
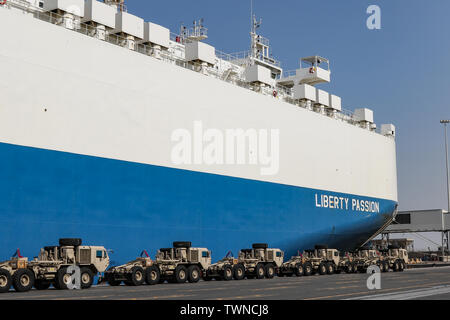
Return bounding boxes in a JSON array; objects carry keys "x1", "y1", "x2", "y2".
[
  {"x1": 204, "y1": 251, "x2": 246, "y2": 281},
  {"x1": 237, "y1": 243, "x2": 284, "y2": 279},
  {"x1": 155, "y1": 241, "x2": 211, "y2": 283},
  {"x1": 0, "y1": 238, "x2": 110, "y2": 293},
  {"x1": 300, "y1": 245, "x2": 346, "y2": 275},
  {"x1": 381, "y1": 245, "x2": 408, "y2": 272},
  {"x1": 353, "y1": 247, "x2": 386, "y2": 273}
]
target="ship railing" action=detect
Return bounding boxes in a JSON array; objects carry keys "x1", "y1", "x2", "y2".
[{"x1": 3, "y1": 3, "x2": 380, "y2": 134}]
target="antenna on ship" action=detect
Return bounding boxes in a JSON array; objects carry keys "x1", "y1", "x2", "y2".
[{"x1": 179, "y1": 19, "x2": 208, "y2": 44}]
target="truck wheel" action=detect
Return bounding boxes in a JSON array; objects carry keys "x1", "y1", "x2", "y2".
[
  {"x1": 255, "y1": 264, "x2": 265, "y2": 279},
  {"x1": 188, "y1": 265, "x2": 201, "y2": 283},
  {"x1": 265, "y1": 264, "x2": 275, "y2": 279},
  {"x1": 294, "y1": 263, "x2": 304, "y2": 277},
  {"x1": 222, "y1": 265, "x2": 233, "y2": 281},
  {"x1": 326, "y1": 263, "x2": 335, "y2": 275},
  {"x1": 80, "y1": 267, "x2": 94, "y2": 289},
  {"x1": 382, "y1": 261, "x2": 389, "y2": 272},
  {"x1": 126, "y1": 266, "x2": 145, "y2": 286},
  {"x1": 12, "y1": 269, "x2": 35, "y2": 292},
  {"x1": 0, "y1": 269, "x2": 12, "y2": 293},
  {"x1": 393, "y1": 260, "x2": 400, "y2": 272},
  {"x1": 345, "y1": 263, "x2": 352, "y2": 274},
  {"x1": 303, "y1": 262, "x2": 313, "y2": 276},
  {"x1": 174, "y1": 265, "x2": 187, "y2": 283},
  {"x1": 400, "y1": 261, "x2": 406, "y2": 272},
  {"x1": 173, "y1": 241, "x2": 192, "y2": 248},
  {"x1": 107, "y1": 275, "x2": 122, "y2": 287},
  {"x1": 145, "y1": 266, "x2": 160, "y2": 285},
  {"x1": 56, "y1": 267, "x2": 71, "y2": 290},
  {"x1": 34, "y1": 280, "x2": 51, "y2": 290},
  {"x1": 59, "y1": 238, "x2": 82, "y2": 246},
  {"x1": 233, "y1": 264, "x2": 245, "y2": 280},
  {"x1": 318, "y1": 263, "x2": 327, "y2": 275},
  {"x1": 252, "y1": 243, "x2": 268, "y2": 249}
]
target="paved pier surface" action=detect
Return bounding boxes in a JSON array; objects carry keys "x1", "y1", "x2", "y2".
[{"x1": 1, "y1": 266, "x2": 450, "y2": 300}]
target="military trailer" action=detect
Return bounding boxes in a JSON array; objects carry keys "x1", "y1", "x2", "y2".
[
  {"x1": 237, "y1": 243, "x2": 284, "y2": 279},
  {"x1": 104, "y1": 254, "x2": 160, "y2": 286},
  {"x1": 0, "y1": 238, "x2": 110, "y2": 293},
  {"x1": 204, "y1": 252, "x2": 246, "y2": 281},
  {"x1": 278, "y1": 253, "x2": 312, "y2": 277},
  {"x1": 381, "y1": 245, "x2": 408, "y2": 272}
]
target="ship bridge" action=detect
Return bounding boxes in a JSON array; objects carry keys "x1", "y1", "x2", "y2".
[{"x1": 278, "y1": 56, "x2": 331, "y2": 88}]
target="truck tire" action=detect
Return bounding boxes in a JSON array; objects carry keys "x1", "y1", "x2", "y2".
[
  {"x1": 222, "y1": 265, "x2": 233, "y2": 281},
  {"x1": 294, "y1": 263, "x2": 304, "y2": 277},
  {"x1": 188, "y1": 265, "x2": 201, "y2": 283},
  {"x1": 56, "y1": 267, "x2": 72, "y2": 290},
  {"x1": 12, "y1": 269, "x2": 35, "y2": 292},
  {"x1": 107, "y1": 274, "x2": 122, "y2": 286},
  {"x1": 382, "y1": 261, "x2": 389, "y2": 272},
  {"x1": 233, "y1": 264, "x2": 245, "y2": 280},
  {"x1": 315, "y1": 244, "x2": 328, "y2": 250},
  {"x1": 303, "y1": 262, "x2": 313, "y2": 276},
  {"x1": 265, "y1": 264, "x2": 275, "y2": 279},
  {"x1": 145, "y1": 266, "x2": 160, "y2": 285},
  {"x1": 255, "y1": 263, "x2": 265, "y2": 279},
  {"x1": 34, "y1": 279, "x2": 51, "y2": 290},
  {"x1": 173, "y1": 241, "x2": 191, "y2": 248},
  {"x1": 80, "y1": 267, "x2": 94, "y2": 289},
  {"x1": 252, "y1": 243, "x2": 268, "y2": 249},
  {"x1": 174, "y1": 265, "x2": 187, "y2": 283},
  {"x1": 326, "y1": 262, "x2": 335, "y2": 275},
  {"x1": 125, "y1": 266, "x2": 145, "y2": 286},
  {"x1": 393, "y1": 260, "x2": 400, "y2": 272},
  {"x1": 318, "y1": 263, "x2": 327, "y2": 275},
  {"x1": 0, "y1": 269, "x2": 12, "y2": 293},
  {"x1": 59, "y1": 238, "x2": 82, "y2": 246},
  {"x1": 345, "y1": 263, "x2": 353, "y2": 274}
]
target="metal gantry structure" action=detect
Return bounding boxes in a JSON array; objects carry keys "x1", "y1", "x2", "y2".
[{"x1": 441, "y1": 120, "x2": 450, "y2": 255}]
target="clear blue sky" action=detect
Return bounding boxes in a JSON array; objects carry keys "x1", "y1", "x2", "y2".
[{"x1": 126, "y1": 0, "x2": 450, "y2": 213}]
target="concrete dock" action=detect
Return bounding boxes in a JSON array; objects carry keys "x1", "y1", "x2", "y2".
[{"x1": 1, "y1": 266, "x2": 449, "y2": 300}]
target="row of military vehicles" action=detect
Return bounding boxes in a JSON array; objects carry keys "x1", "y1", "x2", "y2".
[{"x1": 0, "y1": 239, "x2": 409, "y2": 293}]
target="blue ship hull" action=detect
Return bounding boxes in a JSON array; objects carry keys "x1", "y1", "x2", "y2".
[{"x1": 0, "y1": 142, "x2": 397, "y2": 265}]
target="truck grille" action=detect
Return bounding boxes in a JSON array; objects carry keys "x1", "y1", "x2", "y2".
[
  {"x1": 79, "y1": 249, "x2": 91, "y2": 264},
  {"x1": 190, "y1": 250, "x2": 198, "y2": 262}
]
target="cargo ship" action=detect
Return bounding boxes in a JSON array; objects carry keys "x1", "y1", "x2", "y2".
[{"x1": 0, "y1": 0, "x2": 398, "y2": 264}]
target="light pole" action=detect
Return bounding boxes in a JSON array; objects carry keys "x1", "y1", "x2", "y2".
[{"x1": 440, "y1": 120, "x2": 450, "y2": 260}]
